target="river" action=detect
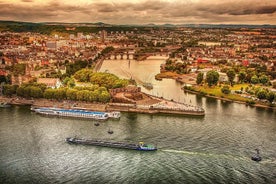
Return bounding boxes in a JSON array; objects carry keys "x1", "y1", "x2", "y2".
[{"x1": 0, "y1": 56, "x2": 275, "y2": 184}]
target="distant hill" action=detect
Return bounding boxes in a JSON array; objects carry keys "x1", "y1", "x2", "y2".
[
  {"x1": 177, "y1": 24, "x2": 276, "y2": 29},
  {"x1": 0, "y1": 20, "x2": 275, "y2": 33}
]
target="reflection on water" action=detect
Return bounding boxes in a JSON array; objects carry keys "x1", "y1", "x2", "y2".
[
  {"x1": 0, "y1": 57, "x2": 275, "y2": 183},
  {"x1": 0, "y1": 104, "x2": 275, "y2": 184},
  {"x1": 100, "y1": 57, "x2": 199, "y2": 106}
]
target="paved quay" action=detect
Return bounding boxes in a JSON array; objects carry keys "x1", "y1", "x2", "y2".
[{"x1": 1, "y1": 95, "x2": 205, "y2": 116}]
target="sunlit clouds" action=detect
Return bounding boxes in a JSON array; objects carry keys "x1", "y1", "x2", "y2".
[{"x1": 0, "y1": 0, "x2": 275, "y2": 24}]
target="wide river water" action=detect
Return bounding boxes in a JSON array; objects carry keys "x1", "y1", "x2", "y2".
[{"x1": 0, "y1": 57, "x2": 275, "y2": 184}]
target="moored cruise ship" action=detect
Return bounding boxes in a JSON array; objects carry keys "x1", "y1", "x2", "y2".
[{"x1": 31, "y1": 107, "x2": 120, "y2": 120}]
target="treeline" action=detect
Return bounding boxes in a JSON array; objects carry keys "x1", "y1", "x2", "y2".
[
  {"x1": 2, "y1": 22, "x2": 65, "y2": 34},
  {"x1": 0, "y1": 21, "x2": 147, "y2": 35},
  {"x1": 194, "y1": 70, "x2": 276, "y2": 104},
  {"x1": 74, "y1": 69, "x2": 129, "y2": 89},
  {"x1": 197, "y1": 67, "x2": 272, "y2": 87},
  {"x1": 163, "y1": 59, "x2": 190, "y2": 74},
  {"x1": 43, "y1": 86, "x2": 111, "y2": 103},
  {"x1": 2, "y1": 83, "x2": 111, "y2": 103},
  {"x1": 2, "y1": 70, "x2": 129, "y2": 103},
  {"x1": 65, "y1": 60, "x2": 89, "y2": 77},
  {"x1": 4, "y1": 63, "x2": 26, "y2": 76}
]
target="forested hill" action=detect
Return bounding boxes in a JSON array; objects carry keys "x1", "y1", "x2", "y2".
[
  {"x1": 0, "y1": 21, "x2": 141, "y2": 34},
  {"x1": 0, "y1": 21, "x2": 275, "y2": 34},
  {"x1": 0, "y1": 21, "x2": 64, "y2": 34}
]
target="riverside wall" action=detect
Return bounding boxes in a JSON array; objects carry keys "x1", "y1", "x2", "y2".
[{"x1": 1, "y1": 96, "x2": 205, "y2": 116}]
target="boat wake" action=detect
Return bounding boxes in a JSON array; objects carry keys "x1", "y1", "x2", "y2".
[
  {"x1": 161, "y1": 149, "x2": 249, "y2": 162},
  {"x1": 259, "y1": 159, "x2": 276, "y2": 165}
]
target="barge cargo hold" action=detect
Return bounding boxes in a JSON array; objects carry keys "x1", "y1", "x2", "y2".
[
  {"x1": 31, "y1": 107, "x2": 120, "y2": 120},
  {"x1": 66, "y1": 137, "x2": 157, "y2": 151}
]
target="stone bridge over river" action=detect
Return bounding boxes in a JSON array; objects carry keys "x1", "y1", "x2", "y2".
[{"x1": 104, "y1": 48, "x2": 170, "y2": 61}]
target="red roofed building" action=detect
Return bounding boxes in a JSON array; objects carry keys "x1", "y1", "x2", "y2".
[
  {"x1": 41, "y1": 60, "x2": 49, "y2": 66},
  {"x1": 242, "y1": 60, "x2": 249, "y2": 67},
  {"x1": 197, "y1": 58, "x2": 209, "y2": 64},
  {"x1": 0, "y1": 70, "x2": 7, "y2": 76}
]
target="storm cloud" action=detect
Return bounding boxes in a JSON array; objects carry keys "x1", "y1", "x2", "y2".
[{"x1": 0, "y1": 0, "x2": 275, "y2": 24}]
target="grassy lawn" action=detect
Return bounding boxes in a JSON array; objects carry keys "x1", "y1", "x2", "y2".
[
  {"x1": 193, "y1": 84, "x2": 251, "y2": 102},
  {"x1": 230, "y1": 84, "x2": 250, "y2": 90}
]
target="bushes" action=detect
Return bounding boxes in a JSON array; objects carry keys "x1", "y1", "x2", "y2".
[
  {"x1": 199, "y1": 91, "x2": 207, "y2": 96},
  {"x1": 221, "y1": 85, "x2": 231, "y2": 94},
  {"x1": 246, "y1": 100, "x2": 256, "y2": 105}
]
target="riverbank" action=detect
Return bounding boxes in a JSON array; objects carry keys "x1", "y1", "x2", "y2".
[
  {"x1": 0, "y1": 94, "x2": 205, "y2": 116},
  {"x1": 155, "y1": 70, "x2": 276, "y2": 110},
  {"x1": 182, "y1": 88, "x2": 276, "y2": 110}
]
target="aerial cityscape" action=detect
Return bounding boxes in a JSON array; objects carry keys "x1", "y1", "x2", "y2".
[{"x1": 0, "y1": 0, "x2": 275, "y2": 184}]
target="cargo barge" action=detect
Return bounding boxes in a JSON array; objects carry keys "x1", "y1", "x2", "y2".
[{"x1": 66, "y1": 137, "x2": 157, "y2": 151}]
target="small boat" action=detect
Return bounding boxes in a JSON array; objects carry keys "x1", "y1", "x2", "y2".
[
  {"x1": 66, "y1": 137, "x2": 157, "y2": 151},
  {"x1": 106, "y1": 111, "x2": 121, "y2": 119},
  {"x1": 251, "y1": 148, "x2": 262, "y2": 162},
  {"x1": 108, "y1": 128, "x2": 114, "y2": 134},
  {"x1": 94, "y1": 122, "x2": 100, "y2": 126},
  {"x1": 142, "y1": 82, "x2": 153, "y2": 90},
  {"x1": 0, "y1": 102, "x2": 11, "y2": 108}
]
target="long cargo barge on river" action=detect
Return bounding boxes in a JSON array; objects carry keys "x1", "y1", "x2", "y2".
[
  {"x1": 31, "y1": 106, "x2": 120, "y2": 120},
  {"x1": 66, "y1": 137, "x2": 157, "y2": 151}
]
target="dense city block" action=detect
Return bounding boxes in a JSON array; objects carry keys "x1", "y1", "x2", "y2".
[{"x1": 0, "y1": 22, "x2": 275, "y2": 107}]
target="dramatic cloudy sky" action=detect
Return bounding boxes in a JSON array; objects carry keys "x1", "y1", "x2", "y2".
[{"x1": 0, "y1": 0, "x2": 275, "y2": 24}]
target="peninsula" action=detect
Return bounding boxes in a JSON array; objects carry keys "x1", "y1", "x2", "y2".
[{"x1": 0, "y1": 85, "x2": 205, "y2": 116}]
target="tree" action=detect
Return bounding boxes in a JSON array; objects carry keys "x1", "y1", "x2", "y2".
[
  {"x1": 113, "y1": 79, "x2": 129, "y2": 88},
  {"x1": 76, "y1": 90, "x2": 90, "y2": 101},
  {"x1": 16, "y1": 86, "x2": 25, "y2": 97},
  {"x1": 55, "y1": 88, "x2": 67, "y2": 100},
  {"x1": 206, "y1": 70, "x2": 219, "y2": 87},
  {"x1": 66, "y1": 88, "x2": 78, "y2": 100},
  {"x1": 238, "y1": 71, "x2": 246, "y2": 83},
  {"x1": 196, "y1": 72, "x2": 204, "y2": 85},
  {"x1": 266, "y1": 91, "x2": 275, "y2": 104},
  {"x1": 226, "y1": 69, "x2": 236, "y2": 86},
  {"x1": 67, "y1": 78, "x2": 75, "y2": 88},
  {"x1": 0, "y1": 76, "x2": 7, "y2": 84},
  {"x1": 74, "y1": 68, "x2": 94, "y2": 82},
  {"x1": 43, "y1": 88, "x2": 55, "y2": 99},
  {"x1": 65, "y1": 60, "x2": 88, "y2": 76},
  {"x1": 29, "y1": 86, "x2": 43, "y2": 98},
  {"x1": 90, "y1": 90, "x2": 99, "y2": 101},
  {"x1": 221, "y1": 85, "x2": 231, "y2": 94},
  {"x1": 98, "y1": 91, "x2": 111, "y2": 103},
  {"x1": 62, "y1": 77, "x2": 71, "y2": 86},
  {"x1": 245, "y1": 71, "x2": 255, "y2": 83},
  {"x1": 259, "y1": 75, "x2": 269, "y2": 85},
  {"x1": 2, "y1": 84, "x2": 18, "y2": 97},
  {"x1": 251, "y1": 75, "x2": 259, "y2": 84},
  {"x1": 12, "y1": 63, "x2": 26, "y2": 76},
  {"x1": 90, "y1": 72, "x2": 128, "y2": 89},
  {"x1": 256, "y1": 89, "x2": 267, "y2": 100}
]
